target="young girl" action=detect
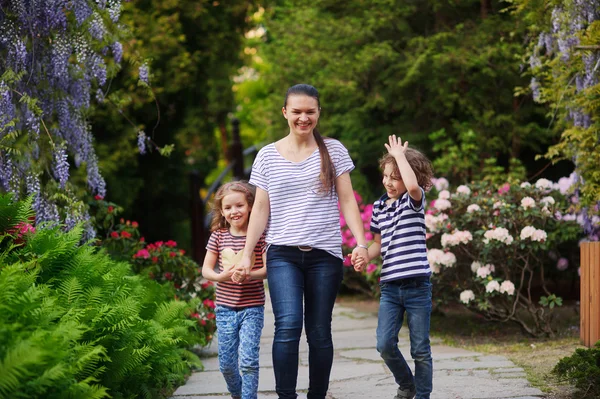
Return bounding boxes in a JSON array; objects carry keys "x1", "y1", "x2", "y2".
[{"x1": 201, "y1": 181, "x2": 267, "y2": 399}]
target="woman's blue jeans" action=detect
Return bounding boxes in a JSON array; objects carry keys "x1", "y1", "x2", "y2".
[
  {"x1": 266, "y1": 245, "x2": 343, "y2": 399},
  {"x1": 376, "y1": 276, "x2": 433, "y2": 399}
]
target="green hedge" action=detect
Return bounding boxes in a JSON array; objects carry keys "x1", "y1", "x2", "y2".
[{"x1": 0, "y1": 195, "x2": 202, "y2": 399}]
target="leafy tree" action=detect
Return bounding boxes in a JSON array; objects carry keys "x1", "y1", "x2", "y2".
[
  {"x1": 91, "y1": 0, "x2": 266, "y2": 247},
  {"x1": 238, "y1": 0, "x2": 558, "y2": 198}
]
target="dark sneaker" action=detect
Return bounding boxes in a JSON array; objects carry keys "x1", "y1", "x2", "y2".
[{"x1": 394, "y1": 387, "x2": 416, "y2": 399}]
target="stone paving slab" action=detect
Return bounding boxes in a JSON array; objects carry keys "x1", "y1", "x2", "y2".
[{"x1": 172, "y1": 298, "x2": 544, "y2": 399}]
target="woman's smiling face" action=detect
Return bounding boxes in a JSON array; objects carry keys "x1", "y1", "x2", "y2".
[{"x1": 282, "y1": 94, "x2": 320, "y2": 137}]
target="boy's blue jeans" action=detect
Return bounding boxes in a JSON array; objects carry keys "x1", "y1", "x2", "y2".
[
  {"x1": 266, "y1": 245, "x2": 343, "y2": 399},
  {"x1": 216, "y1": 305, "x2": 264, "y2": 399},
  {"x1": 376, "y1": 276, "x2": 433, "y2": 399}
]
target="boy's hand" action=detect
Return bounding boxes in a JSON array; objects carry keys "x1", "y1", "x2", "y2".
[
  {"x1": 385, "y1": 134, "x2": 409, "y2": 159},
  {"x1": 353, "y1": 255, "x2": 366, "y2": 272}
]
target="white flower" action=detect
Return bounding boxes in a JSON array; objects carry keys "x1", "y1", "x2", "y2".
[
  {"x1": 441, "y1": 230, "x2": 473, "y2": 247},
  {"x1": 440, "y1": 251, "x2": 457, "y2": 267},
  {"x1": 520, "y1": 226, "x2": 536, "y2": 240},
  {"x1": 535, "y1": 178, "x2": 553, "y2": 190},
  {"x1": 521, "y1": 197, "x2": 536, "y2": 209},
  {"x1": 476, "y1": 265, "x2": 492, "y2": 278},
  {"x1": 431, "y1": 264, "x2": 441, "y2": 274},
  {"x1": 467, "y1": 204, "x2": 481, "y2": 213},
  {"x1": 540, "y1": 196, "x2": 555, "y2": 206},
  {"x1": 555, "y1": 175, "x2": 575, "y2": 195},
  {"x1": 434, "y1": 177, "x2": 449, "y2": 191},
  {"x1": 456, "y1": 185, "x2": 471, "y2": 196},
  {"x1": 486, "y1": 280, "x2": 500, "y2": 293},
  {"x1": 460, "y1": 290, "x2": 475, "y2": 304},
  {"x1": 542, "y1": 206, "x2": 551, "y2": 216},
  {"x1": 425, "y1": 213, "x2": 448, "y2": 233},
  {"x1": 483, "y1": 227, "x2": 514, "y2": 245},
  {"x1": 520, "y1": 182, "x2": 531, "y2": 188},
  {"x1": 520, "y1": 226, "x2": 547, "y2": 242},
  {"x1": 471, "y1": 261, "x2": 482, "y2": 273},
  {"x1": 434, "y1": 198, "x2": 452, "y2": 211},
  {"x1": 493, "y1": 201, "x2": 505, "y2": 209},
  {"x1": 531, "y1": 229, "x2": 547, "y2": 242},
  {"x1": 438, "y1": 190, "x2": 451, "y2": 200},
  {"x1": 563, "y1": 214, "x2": 576, "y2": 222},
  {"x1": 500, "y1": 280, "x2": 515, "y2": 295}
]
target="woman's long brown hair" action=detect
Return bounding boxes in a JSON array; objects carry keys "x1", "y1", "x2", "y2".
[{"x1": 284, "y1": 84, "x2": 336, "y2": 194}]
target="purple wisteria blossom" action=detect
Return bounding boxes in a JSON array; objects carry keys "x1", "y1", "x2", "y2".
[
  {"x1": 139, "y1": 64, "x2": 149, "y2": 84},
  {"x1": 53, "y1": 144, "x2": 70, "y2": 189},
  {"x1": 137, "y1": 131, "x2": 147, "y2": 154}
]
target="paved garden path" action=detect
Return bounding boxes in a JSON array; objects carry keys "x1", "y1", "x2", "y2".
[{"x1": 172, "y1": 294, "x2": 545, "y2": 399}]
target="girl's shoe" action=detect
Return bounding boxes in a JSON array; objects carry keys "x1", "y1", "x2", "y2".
[{"x1": 394, "y1": 387, "x2": 416, "y2": 399}]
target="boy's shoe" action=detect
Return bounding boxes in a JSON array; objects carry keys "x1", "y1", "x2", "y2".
[{"x1": 394, "y1": 387, "x2": 416, "y2": 399}]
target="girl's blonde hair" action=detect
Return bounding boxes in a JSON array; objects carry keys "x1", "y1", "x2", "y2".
[
  {"x1": 379, "y1": 148, "x2": 434, "y2": 191},
  {"x1": 209, "y1": 181, "x2": 256, "y2": 232}
]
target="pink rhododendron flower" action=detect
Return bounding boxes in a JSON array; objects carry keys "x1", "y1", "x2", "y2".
[
  {"x1": 521, "y1": 197, "x2": 536, "y2": 209},
  {"x1": 165, "y1": 240, "x2": 177, "y2": 247},
  {"x1": 366, "y1": 263, "x2": 378, "y2": 273},
  {"x1": 500, "y1": 280, "x2": 515, "y2": 295},
  {"x1": 203, "y1": 299, "x2": 215, "y2": 308},
  {"x1": 498, "y1": 183, "x2": 510, "y2": 195},
  {"x1": 557, "y1": 257, "x2": 569, "y2": 271},
  {"x1": 343, "y1": 256, "x2": 352, "y2": 267},
  {"x1": 486, "y1": 280, "x2": 500, "y2": 293},
  {"x1": 460, "y1": 290, "x2": 475, "y2": 304},
  {"x1": 134, "y1": 249, "x2": 150, "y2": 259}
]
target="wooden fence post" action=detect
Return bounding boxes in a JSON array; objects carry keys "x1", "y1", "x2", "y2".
[{"x1": 580, "y1": 241, "x2": 600, "y2": 347}]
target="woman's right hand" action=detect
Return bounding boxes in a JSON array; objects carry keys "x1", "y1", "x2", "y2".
[{"x1": 238, "y1": 255, "x2": 253, "y2": 276}]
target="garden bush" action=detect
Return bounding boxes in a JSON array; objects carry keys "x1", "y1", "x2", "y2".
[
  {"x1": 425, "y1": 177, "x2": 587, "y2": 337},
  {"x1": 553, "y1": 341, "x2": 600, "y2": 398},
  {"x1": 0, "y1": 194, "x2": 204, "y2": 398}
]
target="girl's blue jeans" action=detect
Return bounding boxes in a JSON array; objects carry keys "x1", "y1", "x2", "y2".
[
  {"x1": 376, "y1": 276, "x2": 433, "y2": 399},
  {"x1": 216, "y1": 305, "x2": 265, "y2": 399},
  {"x1": 266, "y1": 245, "x2": 343, "y2": 399}
]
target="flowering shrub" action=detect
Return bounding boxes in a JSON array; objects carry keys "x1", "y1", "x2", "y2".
[{"x1": 427, "y1": 177, "x2": 590, "y2": 336}]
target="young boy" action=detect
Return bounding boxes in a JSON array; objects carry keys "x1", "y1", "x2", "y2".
[{"x1": 355, "y1": 135, "x2": 434, "y2": 399}]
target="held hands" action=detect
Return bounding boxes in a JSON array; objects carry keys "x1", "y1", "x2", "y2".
[
  {"x1": 385, "y1": 134, "x2": 408, "y2": 159},
  {"x1": 350, "y1": 246, "x2": 368, "y2": 272},
  {"x1": 230, "y1": 255, "x2": 253, "y2": 284}
]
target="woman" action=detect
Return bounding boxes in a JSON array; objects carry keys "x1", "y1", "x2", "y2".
[{"x1": 238, "y1": 84, "x2": 368, "y2": 399}]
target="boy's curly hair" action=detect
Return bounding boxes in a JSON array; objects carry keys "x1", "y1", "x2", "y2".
[{"x1": 379, "y1": 148, "x2": 434, "y2": 191}]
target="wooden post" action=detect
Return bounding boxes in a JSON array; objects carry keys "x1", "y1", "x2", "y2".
[
  {"x1": 190, "y1": 170, "x2": 206, "y2": 264},
  {"x1": 580, "y1": 242, "x2": 600, "y2": 347},
  {"x1": 229, "y1": 118, "x2": 245, "y2": 180}
]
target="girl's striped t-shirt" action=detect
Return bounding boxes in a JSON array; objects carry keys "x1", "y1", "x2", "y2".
[
  {"x1": 206, "y1": 228, "x2": 266, "y2": 309},
  {"x1": 249, "y1": 138, "x2": 354, "y2": 259}
]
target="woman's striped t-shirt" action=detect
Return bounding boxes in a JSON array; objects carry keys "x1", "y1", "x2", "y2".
[
  {"x1": 206, "y1": 228, "x2": 266, "y2": 309},
  {"x1": 249, "y1": 139, "x2": 354, "y2": 259}
]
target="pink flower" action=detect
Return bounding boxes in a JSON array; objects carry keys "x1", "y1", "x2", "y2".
[
  {"x1": 498, "y1": 183, "x2": 510, "y2": 195},
  {"x1": 110, "y1": 231, "x2": 119, "y2": 238},
  {"x1": 346, "y1": 237, "x2": 357, "y2": 248},
  {"x1": 164, "y1": 272, "x2": 173, "y2": 280},
  {"x1": 94, "y1": 195, "x2": 103, "y2": 200},
  {"x1": 365, "y1": 232, "x2": 373, "y2": 241},
  {"x1": 343, "y1": 256, "x2": 352, "y2": 267},
  {"x1": 203, "y1": 299, "x2": 215, "y2": 308},
  {"x1": 201, "y1": 281, "x2": 214, "y2": 289},
  {"x1": 340, "y1": 215, "x2": 347, "y2": 227},
  {"x1": 354, "y1": 191, "x2": 362, "y2": 203},
  {"x1": 134, "y1": 249, "x2": 150, "y2": 259},
  {"x1": 366, "y1": 263, "x2": 378, "y2": 273},
  {"x1": 165, "y1": 240, "x2": 177, "y2": 247},
  {"x1": 121, "y1": 231, "x2": 131, "y2": 238},
  {"x1": 169, "y1": 251, "x2": 177, "y2": 258}
]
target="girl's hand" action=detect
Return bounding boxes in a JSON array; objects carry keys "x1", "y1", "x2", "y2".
[
  {"x1": 384, "y1": 134, "x2": 409, "y2": 159},
  {"x1": 231, "y1": 268, "x2": 246, "y2": 284},
  {"x1": 238, "y1": 255, "x2": 252, "y2": 276},
  {"x1": 218, "y1": 268, "x2": 236, "y2": 283}
]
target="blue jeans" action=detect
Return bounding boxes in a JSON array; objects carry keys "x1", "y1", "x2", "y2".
[
  {"x1": 376, "y1": 276, "x2": 433, "y2": 399},
  {"x1": 267, "y1": 245, "x2": 343, "y2": 399},
  {"x1": 216, "y1": 305, "x2": 265, "y2": 399}
]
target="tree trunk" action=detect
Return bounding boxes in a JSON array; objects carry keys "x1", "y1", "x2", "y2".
[{"x1": 481, "y1": 0, "x2": 491, "y2": 19}]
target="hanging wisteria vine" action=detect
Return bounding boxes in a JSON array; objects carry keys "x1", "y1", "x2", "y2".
[
  {"x1": 526, "y1": 0, "x2": 600, "y2": 239},
  {"x1": 0, "y1": 0, "x2": 145, "y2": 238}
]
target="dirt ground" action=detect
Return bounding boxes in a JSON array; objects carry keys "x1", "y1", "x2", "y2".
[{"x1": 336, "y1": 296, "x2": 583, "y2": 399}]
